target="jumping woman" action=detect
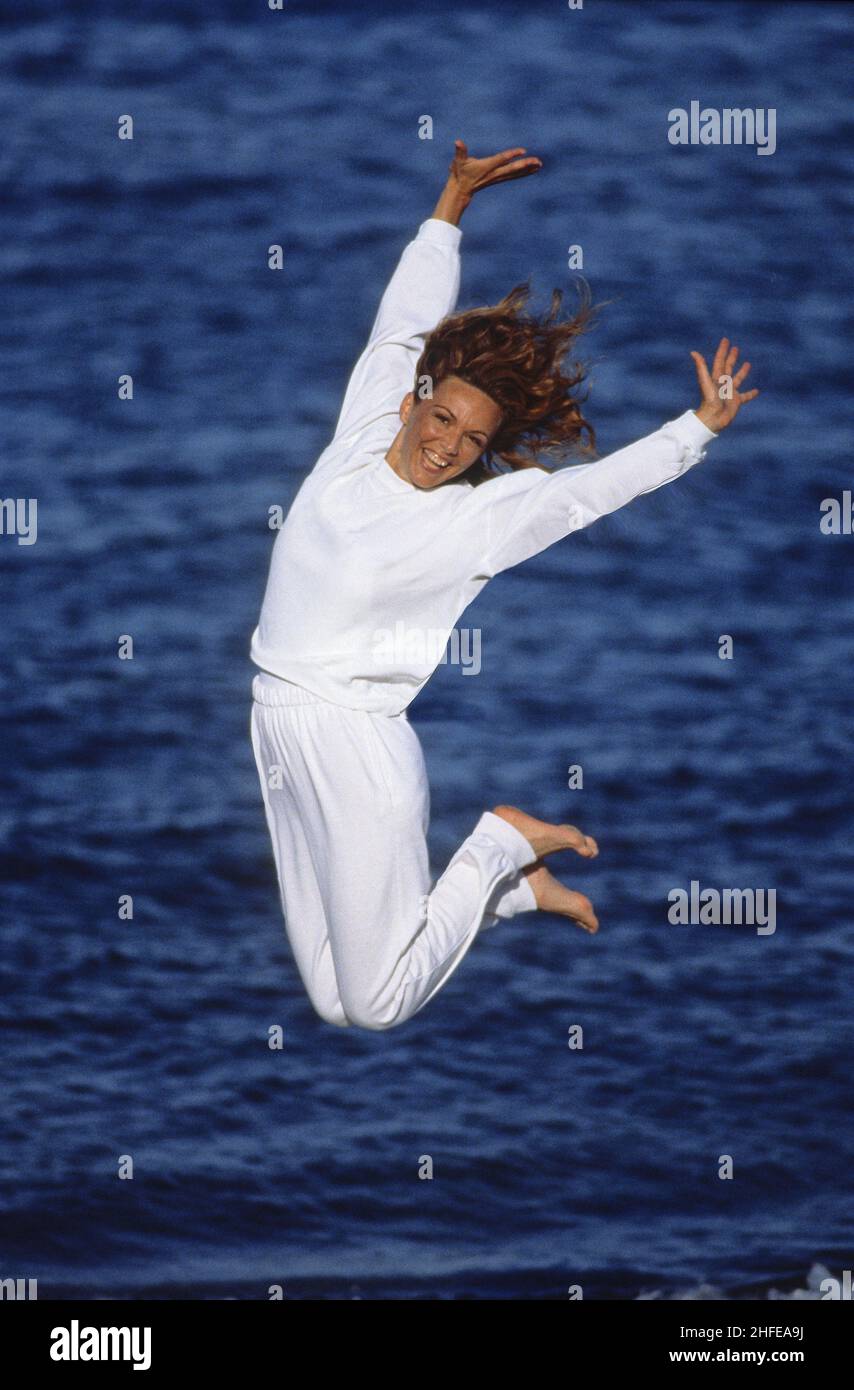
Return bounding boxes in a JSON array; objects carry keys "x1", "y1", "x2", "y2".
[{"x1": 249, "y1": 140, "x2": 758, "y2": 1031}]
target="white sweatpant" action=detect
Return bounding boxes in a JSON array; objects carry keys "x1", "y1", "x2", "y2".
[{"x1": 250, "y1": 671, "x2": 539, "y2": 1031}]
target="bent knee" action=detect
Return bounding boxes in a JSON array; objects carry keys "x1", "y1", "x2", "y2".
[
  {"x1": 344, "y1": 1009, "x2": 402, "y2": 1033},
  {"x1": 340, "y1": 994, "x2": 407, "y2": 1032},
  {"x1": 318, "y1": 1008, "x2": 351, "y2": 1028},
  {"x1": 306, "y1": 995, "x2": 350, "y2": 1028}
]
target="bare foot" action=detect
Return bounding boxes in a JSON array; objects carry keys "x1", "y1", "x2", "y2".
[
  {"x1": 523, "y1": 861, "x2": 599, "y2": 933},
  {"x1": 493, "y1": 804, "x2": 598, "y2": 860}
]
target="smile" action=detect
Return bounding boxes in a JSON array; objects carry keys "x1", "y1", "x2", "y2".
[{"x1": 423, "y1": 447, "x2": 452, "y2": 470}]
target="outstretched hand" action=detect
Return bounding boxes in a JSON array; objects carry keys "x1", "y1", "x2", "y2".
[
  {"x1": 691, "y1": 338, "x2": 759, "y2": 432},
  {"x1": 432, "y1": 139, "x2": 543, "y2": 225},
  {"x1": 447, "y1": 139, "x2": 543, "y2": 198}
]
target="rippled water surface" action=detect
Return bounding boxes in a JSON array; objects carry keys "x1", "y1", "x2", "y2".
[{"x1": 1, "y1": 0, "x2": 852, "y2": 1298}]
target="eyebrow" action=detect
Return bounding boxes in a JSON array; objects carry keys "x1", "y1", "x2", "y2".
[{"x1": 433, "y1": 405, "x2": 488, "y2": 440}]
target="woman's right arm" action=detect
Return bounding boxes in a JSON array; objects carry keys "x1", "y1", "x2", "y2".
[
  {"x1": 330, "y1": 141, "x2": 543, "y2": 446},
  {"x1": 330, "y1": 217, "x2": 463, "y2": 445},
  {"x1": 430, "y1": 138, "x2": 543, "y2": 227}
]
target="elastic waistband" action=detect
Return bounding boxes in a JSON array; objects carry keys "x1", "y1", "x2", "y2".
[
  {"x1": 252, "y1": 671, "x2": 332, "y2": 707},
  {"x1": 251, "y1": 669, "x2": 409, "y2": 721}
]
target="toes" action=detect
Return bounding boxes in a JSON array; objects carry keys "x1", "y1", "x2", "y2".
[
  {"x1": 564, "y1": 826, "x2": 599, "y2": 857},
  {"x1": 566, "y1": 892, "x2": 598, "y2": 933}
]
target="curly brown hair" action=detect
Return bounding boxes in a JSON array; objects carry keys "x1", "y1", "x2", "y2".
[{"x1": 414, "y1": 278, "x2": 602, "y2": 485}]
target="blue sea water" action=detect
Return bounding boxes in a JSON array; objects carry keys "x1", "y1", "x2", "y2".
[{"x1": 1, "y1": 0, "x2": 853, "y2": 1299}]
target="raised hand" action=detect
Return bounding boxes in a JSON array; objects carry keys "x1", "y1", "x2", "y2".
[
  {"x1": 447, "y1": 139, "x2": 543, "y2": 197},
  {"x1": 432, "y1": 139, "x2": 543, "y2": 225},
  {"x1": 690, "y1": 338, "x2": 759, "y2": 432}
]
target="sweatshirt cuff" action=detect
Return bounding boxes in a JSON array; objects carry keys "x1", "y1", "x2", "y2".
[
  {"x1": 417, "y1": 217, "x2": 463, "y2": 249},
  {"x1": 667, "y1": 408, "x2": 719, "y2": 450}
]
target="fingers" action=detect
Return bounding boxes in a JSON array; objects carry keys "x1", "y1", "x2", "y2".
[
  {"x1": 456, "y1": 143, "x2": 543, "y2": 174},
  {"x1": 718, "y1": 345, "x2": 759, "y2": 404},
  {"x1": 695, "y1": 340, "x2": 758, "y2": 407},
  {"x1": 711, "y1": 336, "x2": 729, "y2": 381},
  {"x1": 480, "y1": 157, "x2": 543, "y2": 186},
  {"x1": 690, "y1": 349, "x2": 714, "y2": 398},
  {"x1": 482, "y1": 146, "x2": 529, "y2": 168}
]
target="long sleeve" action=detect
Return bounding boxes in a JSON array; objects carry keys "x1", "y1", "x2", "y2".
[
  {"x1": 467, "y1": 409, "x2": 718, "y2": 578},
  {"x1": 331, "y1": 218, "x2": 463, "y2": 444}
]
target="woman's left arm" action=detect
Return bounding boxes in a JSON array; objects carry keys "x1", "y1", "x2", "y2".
[{"x1": 468, "y1": 339, "x2": 759, "y2": 577}]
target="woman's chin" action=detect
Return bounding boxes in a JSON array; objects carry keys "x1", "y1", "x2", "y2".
[{"x1": 410, "y1": 461, "x2": 438, "y2": 488}]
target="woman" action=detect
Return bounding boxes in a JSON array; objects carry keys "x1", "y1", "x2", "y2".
[{"x1": 249, "y1": 140, "x2": 758, "y2": 1032}]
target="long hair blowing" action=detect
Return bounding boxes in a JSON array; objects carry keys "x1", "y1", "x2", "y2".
[{"x1": 414, "y1": 278, "x2": 601, "y2": 485}]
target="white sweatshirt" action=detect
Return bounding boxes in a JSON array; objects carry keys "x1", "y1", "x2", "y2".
[{"x1": 250, "y1": 217, "x2": 718, "y2": 716}]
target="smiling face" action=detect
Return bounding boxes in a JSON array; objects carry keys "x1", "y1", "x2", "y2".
[{"x1": 385, "y1": 375, "x2": 504, "y2": 489}]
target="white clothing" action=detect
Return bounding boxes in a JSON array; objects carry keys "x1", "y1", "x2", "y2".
[
  {"x1": 250, "y1": 217, "x2": 718, "y2": 717},
  {"x1": 249, "y1": 216, "x2": 719, "y2": 1029},
  {"x1": 251, "y1": 673, "x2": 539, "y2": 1030}
]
